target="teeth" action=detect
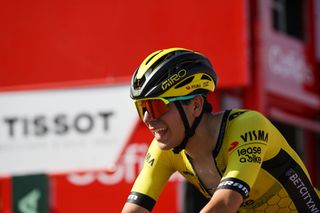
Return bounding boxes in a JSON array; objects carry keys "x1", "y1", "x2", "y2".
[{"x1": 153, "y1": 128, "x2": 166, "y2": 133}]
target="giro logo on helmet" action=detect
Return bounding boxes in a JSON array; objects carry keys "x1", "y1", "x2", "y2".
[{"x1": 161, "y1": 69, "x2": 187, "y2": 90}]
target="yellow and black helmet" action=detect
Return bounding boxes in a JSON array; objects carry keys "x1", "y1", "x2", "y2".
[{"x1": 130, "y1": 47, "x2": 218, "y2": 99}]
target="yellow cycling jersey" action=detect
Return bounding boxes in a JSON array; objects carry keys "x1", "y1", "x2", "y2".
[{"x1": 126, "y1": 109, "x2": 320, "y2": 212}]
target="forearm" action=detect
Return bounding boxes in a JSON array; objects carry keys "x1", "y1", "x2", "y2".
[
  {"x1": 122, "y1": 203, "x2": 150, "y2": 213},
  {"x1": 199, "y1": 189, "x2": 242, "y2": 213},
  {"x1": 200, "y1": 202, "x2": 238, "y2": 213}
]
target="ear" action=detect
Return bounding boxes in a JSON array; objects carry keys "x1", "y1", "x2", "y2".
[{"x1": 192, "y1": 96, "x2": 204, "y2": 117}]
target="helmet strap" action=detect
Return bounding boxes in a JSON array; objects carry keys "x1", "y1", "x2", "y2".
[{"x1": 172, "y1": 100, "x2": 205, "y2": 154}]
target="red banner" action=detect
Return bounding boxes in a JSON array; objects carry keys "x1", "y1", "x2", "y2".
[
  {"x1": 0, "y1": 177, "x2": 12, "y2": 213},
  {"x1": 0, "y1": 0, "x2": 249, "y2": 90},
  {"x1": 50, "y1": 173, "x2": 181, "y2": 213}
]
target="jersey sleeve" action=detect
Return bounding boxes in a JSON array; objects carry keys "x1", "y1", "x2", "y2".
[
  {"x1": 217, "y1": 110, "x2": 271, "y2": 198},
  {"x1": 126, "y1": 139, "x2": 176, "y2": 211}
]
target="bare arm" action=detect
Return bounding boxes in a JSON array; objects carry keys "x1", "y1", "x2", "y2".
[
  {"x1": 200, "y1": 189, "x2": 243, "y2": 213},
  {"x1": 121, "y1": 203, "x2": 150, "y2": 213}
]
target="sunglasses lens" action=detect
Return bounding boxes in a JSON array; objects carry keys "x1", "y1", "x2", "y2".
[
  {"x1": 135, "y1": 99, "x2": 169, "y2": 119},
  {"x1": 147, "y1": 99, "x2": 169, "y2": 119}
]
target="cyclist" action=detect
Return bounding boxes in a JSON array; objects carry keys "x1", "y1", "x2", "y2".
[{"x1": 122, "y1": 48, "x2": 320, "y2": 212}]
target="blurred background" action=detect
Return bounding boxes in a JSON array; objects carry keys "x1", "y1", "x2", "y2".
[{"x1": 0, "y1": 0, "x2": 319, "y2": 212}]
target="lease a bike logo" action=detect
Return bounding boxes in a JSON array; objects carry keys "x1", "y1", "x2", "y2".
[{"x1": 237, "y1": 146, "x2": 262, "y2": 164}]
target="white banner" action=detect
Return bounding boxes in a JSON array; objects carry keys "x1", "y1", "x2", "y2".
[{"x1": 0, "y1": 85, "x2": 138, "y2": 176}]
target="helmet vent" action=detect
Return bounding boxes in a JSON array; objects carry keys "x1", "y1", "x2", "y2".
[
  {"x1": 133, "y1": 76, "x2": 146, "y2": 89},
  {"x1": 145, "y1": 50, "x2": 163, "y2": 65},
  {"x1": 174, "y1": 76, "x2": 194, "y2": 88},
  {"x1": 201, "y1": 74, "x2": 212, "y2": 81}
]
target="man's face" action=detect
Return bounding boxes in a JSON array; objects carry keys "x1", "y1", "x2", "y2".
[{"x1": 143, "y1": 102, "x2": 186, "y2": 150}]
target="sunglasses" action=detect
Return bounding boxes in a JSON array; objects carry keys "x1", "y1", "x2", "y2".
[{"x1": 134, "y1": 95, "x2": 198, "y2": 120}]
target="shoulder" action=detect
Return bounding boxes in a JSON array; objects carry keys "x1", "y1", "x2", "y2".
[
  {"x1": 146, "y1": 139, "x2": 165, "y2": 162},
  {"x1": 227, "y1": 109, "x2": 270, "y2": 127},
  {"x1": 227, "y1": 109, "x2": 266, "y2": 120},
  {"x1": 145, "y1": 139, "x2": 179, "y2": 168},
  {"x1": 222, "y1": 109, "x2": 272, "y2": 146}
]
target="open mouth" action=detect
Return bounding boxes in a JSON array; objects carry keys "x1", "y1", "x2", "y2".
[{"x1": 151, "y1": 127, "x2": 168, "y2": 140}]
